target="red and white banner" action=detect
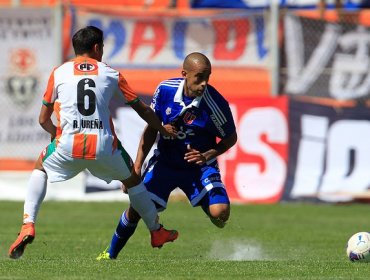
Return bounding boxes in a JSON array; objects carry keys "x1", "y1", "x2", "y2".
[
  {"x1": 220, "y1": 96, "x2": 289, "y2": 203},
  {"x1": 69, "y1": 9, "x2": 269, "y2": 69}
]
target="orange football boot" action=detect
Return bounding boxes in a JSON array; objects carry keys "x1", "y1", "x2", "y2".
[
  {"x1": 150, "y1": 224, "x2": 178, "y2": 248},
  {"x1": 8, "y1": 223, "x2": 35, "y2": 259}
]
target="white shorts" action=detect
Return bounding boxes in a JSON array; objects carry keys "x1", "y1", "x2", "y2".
[{"x1": 41, "y1": 144, "x2": 132, "y2": 183}]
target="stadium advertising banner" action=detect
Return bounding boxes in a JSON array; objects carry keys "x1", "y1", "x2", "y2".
[
  {"x1": 2, "y1": 94, "x2": 370, "y2": 203},
  {"x1": 223, "y1": 96, "x2": 289, "y2": 203},
  {"x1": 283, "y1": 98, "x2": 370, "y2": 202},
  {"x1": 283, "y1": 14, "x2": 370, "y2": 101},
  {"x1": 69, "y1": 8, "x2": 269, "y2": 69},
  {"x1": 0, "y1": 8, "x2": 56, "y2": 159}
]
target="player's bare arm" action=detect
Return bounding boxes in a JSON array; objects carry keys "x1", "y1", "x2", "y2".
[
  {"x1": 39, "y1": 104, "x2": 56, "y2": 141},
  {"x1": 184, "y1": 131, "x2": 237, "y2": 165},
  {"x1": 131, "y1": 100, "x2": 177, "y2": 138},
  {"x1": 134, "y1": 124, "x2": 158, "y2": 176}
]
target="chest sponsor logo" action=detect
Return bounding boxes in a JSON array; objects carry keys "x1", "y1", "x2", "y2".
[{"x1": 74, "y1": 62, "x2": 98, "y2": 73}]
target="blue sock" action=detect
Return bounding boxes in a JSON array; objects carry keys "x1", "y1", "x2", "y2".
[{"x1": 108, "y1": 210, "x2": 138, "y2": 259}]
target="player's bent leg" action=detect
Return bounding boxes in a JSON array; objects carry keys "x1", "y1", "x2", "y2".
[
  {"x1": 199, "y1": 187, "x2": 230, "y2": 228},
  {"x1": 122, "y1": 175, "x2": 160, "y2": 231},
  {"x1": 97, "y1": 206, "x2": 140, "y2": 260},
  {"x1": 9, "y1": 156, "x2": 47, "y2": 259},
  {"x1": 208, "y1": 203, "x2": 230, "y2": 228},
  {"x1": 122, "y1": 175, "x2": 179, "y2": 247},
  {"x1": 126, "y1": 205, "x2": 141, "y2": 223},
  {"x1": 97, "y1": 205, "x2": 177, "y2": 260},
  {"x1": 119, "y1": 160, "x2": 178, "y2": 249}
]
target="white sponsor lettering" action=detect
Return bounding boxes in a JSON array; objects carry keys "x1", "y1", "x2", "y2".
[
  {"x1": 291, "y1": 115, "x2": 329, "y2": 197},
  {"x1": 235, "y1": 107, "x2": 288, "y2": 200},
  {"x1": 291, "y1": 115, "x2": 370, "y2": 201}
]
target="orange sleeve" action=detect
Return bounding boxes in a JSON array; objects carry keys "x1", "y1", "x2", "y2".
[
  {"x1": 118, "y1": 72, "x2": 139, "y2": 104},
  {"x1": 42, "y1": 69, "x2": 56, "y2": 106}
]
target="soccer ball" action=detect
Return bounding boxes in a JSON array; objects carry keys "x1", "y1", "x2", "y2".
[{"x1": 346, "y1": 232, "x2": 370, "y2": 262}]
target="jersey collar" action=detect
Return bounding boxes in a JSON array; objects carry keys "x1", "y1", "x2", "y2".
[{"x1": 174, "y1": 79, "x2": 203, "y2": 115}]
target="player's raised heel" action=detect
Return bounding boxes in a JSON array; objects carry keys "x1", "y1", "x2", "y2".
[
  {"x1": 8, "y1": 223, "x2": 35, "y2": 259},
  {"x1": 150, "y1": 224, "x2": 178, "y2": 248}
]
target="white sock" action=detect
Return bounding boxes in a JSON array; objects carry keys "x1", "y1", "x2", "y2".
[
  {"x1": 23, "y1": 169, "x2": 47, "y2": 224},
  {"x1": 127, "y1": 182, "x2": 160, "y2": 231}
]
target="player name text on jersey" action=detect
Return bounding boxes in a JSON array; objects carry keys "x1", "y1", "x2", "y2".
[{"x1": 73, "y1": 119, "x2": 103, "y2": 129}]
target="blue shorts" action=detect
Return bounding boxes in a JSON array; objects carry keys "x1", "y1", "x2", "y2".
[{"x1": 142, "y1": 155, "x2": 230, "y2": 211}]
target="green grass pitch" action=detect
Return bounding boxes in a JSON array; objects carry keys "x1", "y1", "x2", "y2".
[{"x1": 0, "y1": 200, "x2": 369, "y2": 279}]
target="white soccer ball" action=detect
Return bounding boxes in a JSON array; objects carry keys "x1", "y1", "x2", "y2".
[{"x1": 346, "y1": 232, "x2": 370, "y2": 262}]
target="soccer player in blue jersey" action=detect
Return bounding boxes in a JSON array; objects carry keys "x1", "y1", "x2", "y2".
[{"x1": 97, "y1": 52, "x2": 237, "y2": 260}]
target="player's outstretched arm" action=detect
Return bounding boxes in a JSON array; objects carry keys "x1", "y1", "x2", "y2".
[
  {"x1": 131, "y1": 100, "x2": 177, "y2": 138},
  {"x1": 134, "y1": 124, "x2": 157, "y2": 176}
]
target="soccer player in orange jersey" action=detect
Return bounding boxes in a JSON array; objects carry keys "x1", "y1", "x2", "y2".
[{"x1": 8, "y1": 26, "x2": 178, "y2": 259}]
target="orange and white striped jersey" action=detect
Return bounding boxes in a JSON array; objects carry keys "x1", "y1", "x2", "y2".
[{"x1": 43, "y1": 56, "x2": 138, "y2": 159}]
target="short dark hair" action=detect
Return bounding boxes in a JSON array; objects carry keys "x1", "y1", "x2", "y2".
[{"x1": 72, "y1": 26, "x2": 103, "y2": 55}]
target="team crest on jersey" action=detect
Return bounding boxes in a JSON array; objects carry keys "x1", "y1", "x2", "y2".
[
  {"x1": 183, "y1": 111, "x2": 196, "y2": 124},
  {"x1": 165, "y1": 107, "x2": 172, "y2": 115},
  {"x1": 74, "y1": 62, "x2": 98, "y2": 74}
]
